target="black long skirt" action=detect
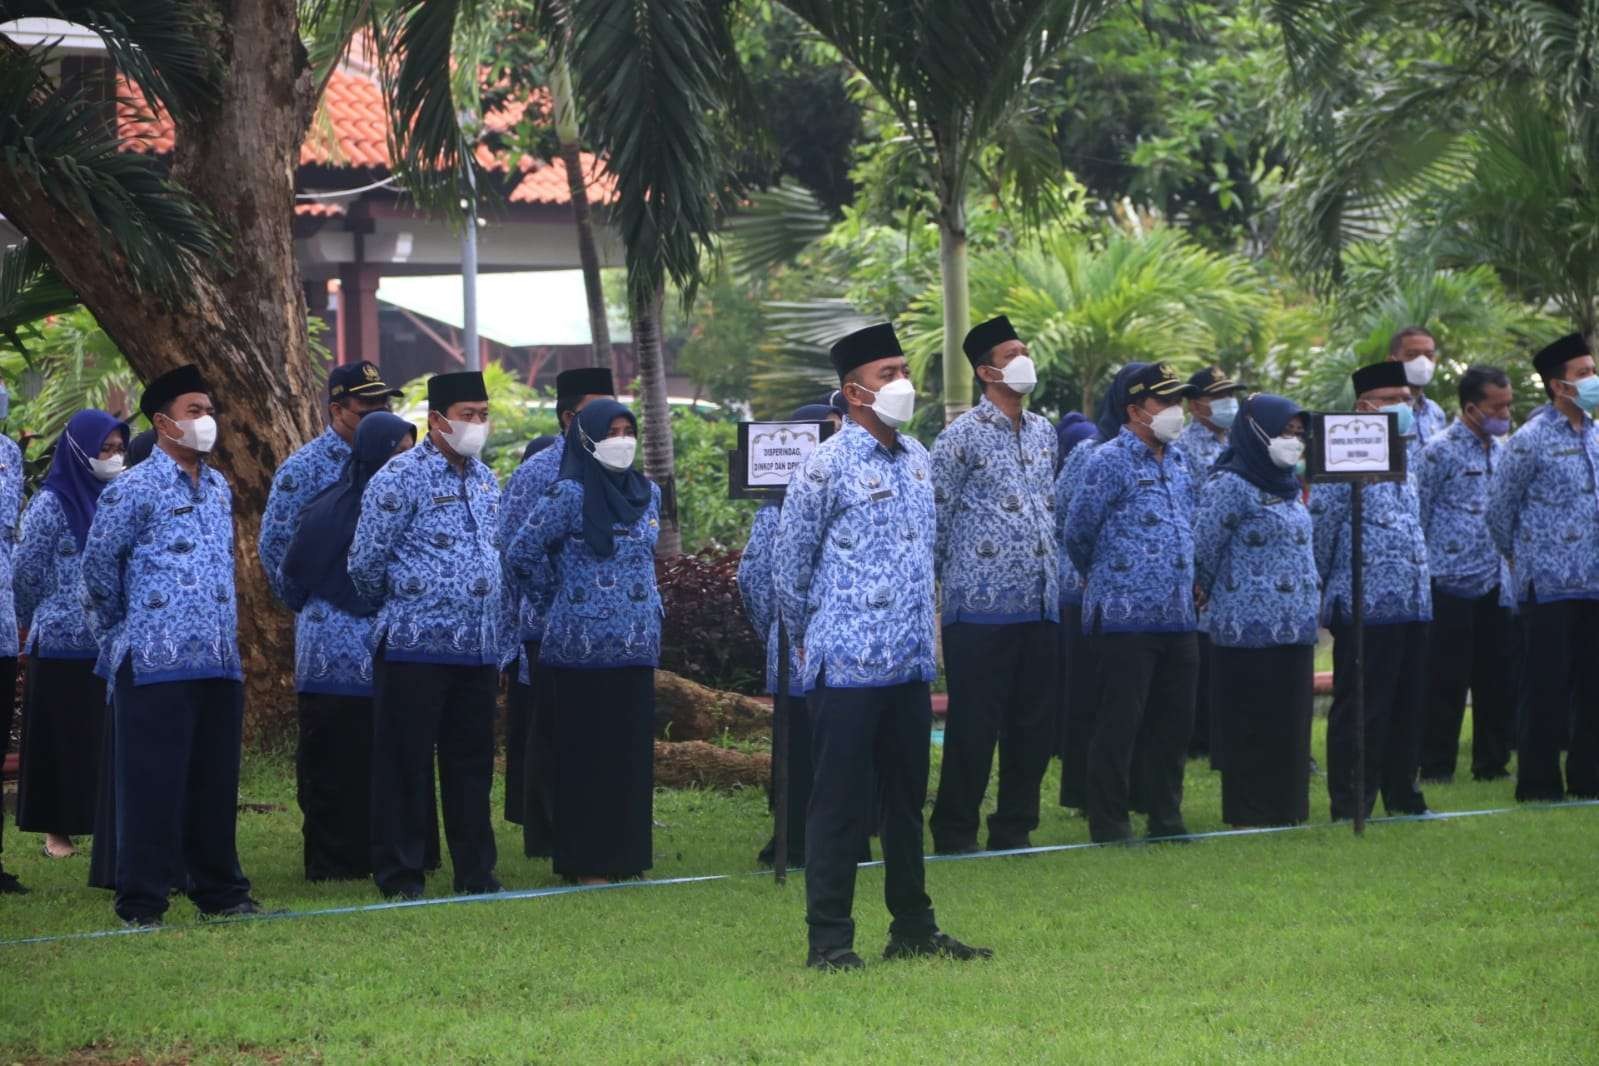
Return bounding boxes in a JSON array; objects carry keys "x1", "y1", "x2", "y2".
[
  {"x1": 16, "y1": 657, "x2": 105, "y2": 836},
  {"x1": 548, "y1": 666, "x2": 654, "y2": 879},
  {"x1": 1211, "y1": 643, "x2": 1314, "y2": 827}
]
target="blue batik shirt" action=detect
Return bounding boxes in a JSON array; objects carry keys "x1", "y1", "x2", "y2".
[
  {"x1": 1065, "y1": 427, "x2": 1197, "y2": 635},
  {"x1": 1053, "y1": 437, "x2": 1099, "y2": 609},
  {"x1": 1487, "y1": 407, "x2": 1599, "y2": 604},
  {"x1": 774, "y1": 420, "x2": 937, "y2": 692},
  {"x1": 0, "y1": 434, "x2": 22, "y2": 656},
  {"x1": 80, "y1": 447, "x2": 242, "y2": 685},
  {"x1": 1193, "y1": 470, "x2": 1319, "y2": 648},
  {"x1": 498, "y1": 436, "x2": 565, "y2": 648},
  {"x1": 1309, "y1": 477, "x2": 1431, "y2": 627},
  {"x1": 737, "y1": 504, "x2": 803, "y2": 697},
  {"x1": 1417, "y1": 419, "x2": 1510, "y2": 601},
  {"x1": 506, "y1": 478, "x2": 662, "y2": 670},
  {"x1": 1174, "y1": 419, "x2": 1228, "y2": 509},
  {"x1": 1407, "y1": 394, "x2": 1448, "y2": 467},
  {"x1": 260, "y1": 427, "x2": 377, "y2": 696},
  {"x1": 15, "y1": 492, "x2": 98, "y2": 659},
  {"x1": 931, "y1": 397, "x2": 1059, "y2": 625},
  {"x1": 349, "y1": 436, "x2": 509, "y2": 667}
]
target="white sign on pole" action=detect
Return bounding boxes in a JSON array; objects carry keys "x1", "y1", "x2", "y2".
[
  {"x1": 745, "y1": 422, "x2": 826, "y2": 489},
  {"x1": 1320, "y1": 413, "x2": 1395, "y2": 474}
]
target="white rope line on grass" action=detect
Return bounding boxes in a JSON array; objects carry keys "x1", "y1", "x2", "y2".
[{"x1": 3, "y1": 799, "x2": 1595, "y2": 948}]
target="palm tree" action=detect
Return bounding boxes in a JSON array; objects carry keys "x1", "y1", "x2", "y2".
[{"x1": 778, "y1": 0, "x2": 1119, "y2": 424}]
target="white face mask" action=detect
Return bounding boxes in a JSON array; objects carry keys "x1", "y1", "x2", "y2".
[
  {"x1": 164, "y1": 414, "x2": 217, "y2": 454},
  {"x1": 1404, "y1": 357, "x2": 1436, "y2": 387},
  {"x1": 89, "y1": 455, "x2": 125, "y2": 481},
  {"x1": 1141, "y1": 404, "x2": 1185, "y2": 443},
  {"x1": 991, "y1": 355, "x2": 1037, "y2": 396},
  {"x1": 591, "y1": 435, "x2": 637, "y2": 473},
  {"x1": 440, "y1": 418, "x2": 490, "y2": 458},
  {"x1": 856, "y1": 378, "x2": 916, "y2": 429},
  {"x1": 1267, "y1": 436, "x2": 1305, "y2": 470}
]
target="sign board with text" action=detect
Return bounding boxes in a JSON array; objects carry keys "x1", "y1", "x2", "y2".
[
  {"x1": 1306, "y1": 411, "x2": 1405, "y2": 482},
  {"x1": 728, "y1": 420, "x2": 835, "y2": 500}
]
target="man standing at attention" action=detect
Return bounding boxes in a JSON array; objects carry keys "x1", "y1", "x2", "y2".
[
  {"x1": 1488, "y1": 334, "x2": 1599, "y2": 802},
  {"x1": 1388, "y1": 326, "x2": 1449, "y2": 461},
  {"x1": 928, "y1": 315, "x2": 1059, "y2": 854},
  {"x1": 775, "y1": 322, "x2": 990, "y2": 972},
  {"x1": 81, "y1": 364, "x2": 259, "y2": 926},
  {"x1": 351, "y1": 370, "x2": 507, "y2": 900}
]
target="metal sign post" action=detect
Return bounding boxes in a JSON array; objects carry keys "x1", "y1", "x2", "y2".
[
  {"x1": 1307, "y1": 411, "x2": 1404, "y2": 836},
  {"x1": 728, "y1": 420, "x2": 834, "y2": 884}
]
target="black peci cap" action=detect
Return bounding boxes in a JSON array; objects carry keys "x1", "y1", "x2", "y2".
[
  {"x1": 829, "y1": 323, "x2": 903, "y2": 381},
  {"x1": 1350, "y1": 361, "x2": 1408, "y2": 395},
  {"x1": 139, "y1": 364, "x2": 210, "y2": 419},
  {"x1": 962, "y1": 315, "x2": 1019, "y2": 366},
  {"x1": 555, "y1": 367, "x2": 615, "y2": 400},
  {"x1": 1124, "y1": 362, "x2": 1197, "y2": 402},
  {"x1": 329, "y1": 361, "x2": 403, "y2": 401},
  {"x1": 1532, "y1": 333, "x2": 1592, "y2": 379},
  {"x1": 428, "y1": 371, "x2": 488, "y2": 411},
  {"x1": 1187, "y1": 365, "x2": 1243, "y2": 396}
]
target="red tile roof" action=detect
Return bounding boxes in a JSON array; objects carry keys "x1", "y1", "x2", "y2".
[{"x1": 117, "y1": 69, "x2": 616, "y2": 206}]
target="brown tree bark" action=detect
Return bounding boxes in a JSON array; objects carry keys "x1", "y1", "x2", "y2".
[
  {"x1": 653, "y1": 670, "x2": 771, "y2": 742},
  {"x1": 632, "y1": 285, "x2": 682, "y2": 556},
  {"x1": 0, "y1": 3, "x2": 329, "y2": 740},
  {"x1": 653, "y1": 741, "x2": 770, "y2": 791}
]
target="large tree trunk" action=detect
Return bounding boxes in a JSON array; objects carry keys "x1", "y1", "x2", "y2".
[
  {"x1": 653, "y1": 670, "x2": 771, "y2": 741},
  {"x1": 632, "y1": 285, "x2": 681, "y2": 556},
  {"x1": 0, "y1": 4, "x2": 325, "y2": 741},
  {"x1": 939, "y1": 200, "x2": 971, "y2": 427},
  {"x1": 552, "y1": 60, "x2": 612, "y2": 370}
]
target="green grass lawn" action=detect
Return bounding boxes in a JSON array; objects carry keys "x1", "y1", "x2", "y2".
[{"x1": 3, "y1": 722, "x2": 1595, "y2": 1064}]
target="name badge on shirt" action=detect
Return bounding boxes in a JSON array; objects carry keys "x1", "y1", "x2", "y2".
[
  {"x1": 1137, "y1": 478, "x2": 1155, "y2": 488},
  {"x1": 1554, "y1": 448, "x2": 1584, "y2": 457},
  {"x1": 1462, "y1": 470, "x2": 1483, "y2": 477},
  {"x1": 432, "y1": 494, "x2": 461, "y2": 505},
  {"x1": 870, "y1": 489, "x2": 894, "y2": 502},
  {"x1": 172, "y1": 505, "x2": 194, "y2": 516}
]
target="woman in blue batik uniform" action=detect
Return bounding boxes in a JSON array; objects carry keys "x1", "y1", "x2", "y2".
[
  {"x1": 508, "y1": 399, "x2": 661, "y2": 884},
  {"x1": 1193, "y1": 395, "x2": 1319, "y2": 826},
  {"x1": 15, "y1": 410, "x2": 128, "y2": 860},
  {"x1": 279, "y1": 412, "x2": 416, "y2": 881}
]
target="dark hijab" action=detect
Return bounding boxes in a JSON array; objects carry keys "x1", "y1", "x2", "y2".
[
  {"x1": 281, "y1": 412, "x2": 416, "y2": 615},
  {"x1": 42, "y1": 410, "x2": 128, "y2": 549},
  {"x1": 1096, "y1": 362, "x2": 1149, "y2": 441},
  {"x1": 523, "y1": 435, "x2": 558, "y2": 462},
  {"x1": 1055, "y1": 411, "x2": 1096, "y2": 471},
  {"x1": 558, "y1": 398, "x2": 651, "y2": 558},
  {"x1": 1215, "y1": 393, "x2": 1306, "y2": 501}
]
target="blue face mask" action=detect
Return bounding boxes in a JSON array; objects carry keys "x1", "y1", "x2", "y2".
[
  {"x1": 1380, "y1": 402, "x2": 1415, "y2": 436},
  {"x1": 1572, "y1": 376, "x2": 1599, "y2": 413},
  {"x1": 1209, "y1": 397, "x2": 1238, "y2": 429}
]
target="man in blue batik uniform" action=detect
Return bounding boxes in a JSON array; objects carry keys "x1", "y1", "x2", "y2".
[
  {"x1": 1388, "y1": 327, "x2": 1449, "y2": 463},
  {"x1": 1310, "y1": 361, "x2": 1433, "y2": 821},
  {"x1": 928, "y1": 315, "x2": 1059, "y2": 854},
  {"x1": 351, "y1": 370, "x2": 507, "y2": 899},
  {"x1": 0, "y1": 380, "x2": 24, "y2": 895},
  {"x1": 498, "y1": 366, "x2": 613, "y2": 853},
  {"x1": 1065, "y1": 362, "x2": 1200, "y2": 844},
  {"x1": 259, "y1": 360, "x2": 402, "y2": 881},
  {"x1": 1175, "y1": 365, "x2": 1245, "y2": 761},
  {"x1": 1416, "y1": 365, "x2": 1516, "y2": 783},
  {"x1": 1487, "y1": 333, "x2": 1599, "y2": 801},
  {"x1": 775, "y1": 322, "x2": 990, "y2": 972},
  {"x1": 81, "y1": 365, "x2": 258, "y2": 926}
]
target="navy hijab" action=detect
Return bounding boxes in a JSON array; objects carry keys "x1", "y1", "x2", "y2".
[
  {"x1": 281, "y1": 412, "x2": 416, "y2": 616},
  {"x1": 1096, "y1": 362, "x2": 1150, "y2": 441},
  {"x1": 523, "y1": 435, "x2": 558, "y2": 462},
  {"x1": 1055, "y1": 411, "x2": 1096, "y2": 471},
  {"x1": 558, "y1": 398, "x2": 651, "y2": 558},
  {"x1": 1215, "y1": 393, "x2": 1306, "y2": 501},
  {"x1": 43, "y1": 410, "x2": 128, "y2": 549}
]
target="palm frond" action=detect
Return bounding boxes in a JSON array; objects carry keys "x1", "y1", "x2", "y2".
[
  {"x1": 0, "y1": 240, "x2": 80, "y2": 354},
  {"x1": 0, "y1": 45, "x2": 226, "y2": 302},
  {"x1": 725, "y1": 181, "x2": 833, "y2": 279}
]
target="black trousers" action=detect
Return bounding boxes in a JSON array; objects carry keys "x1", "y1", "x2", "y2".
[
  {"x1": 16, "y1": 657, "x2": 105, "y2": 836},
  {"x1": 370, "y1": 654, "x2": 499, "y2": 896},
  {"x1": 1084, "y1": 631, "x2": 1198, "y2": 842},
  {"x1": 805, "y1": 678, "x2": 936, "y2": 954},
  {"x1": 1421, "y1": 586, "x2": 1516, "y2": 782},
  {"x1": 760, "y1": 690, "x2": 814, "y2": 866},
  {"x1": 504, "y1": 665, "x2": 530, "y2": 826},
  {"x1": 0, "y1": 658, "x2": 17, "y2": 878},
  {"x1": 113, "y1": 665, "x2": 251, "y2": 922},
  {"x1": 1326, "y1": 621, "x2": 1429, "y2": 820},
  {"x1": 519, "y1": 641, "x2": 557, "y2": 858},
  {"x1": 1189, "y1": 633, "x2": 1214, "y2": 759},
  {"x1": 931, "y1": 620, "x2": 1057, "y2": 850},
  {"x1": 297, "y1": 693, "x2": 374, "y2": 881},
  {"x1": 1517, "y1": 598, "x2": 1599, "y2": 801},
  {"x1": 1058, "y1": 607, "x2": 1098, "y2": 810}
]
